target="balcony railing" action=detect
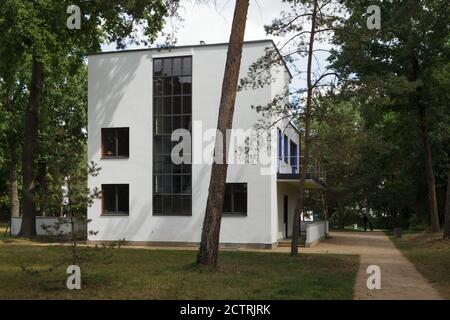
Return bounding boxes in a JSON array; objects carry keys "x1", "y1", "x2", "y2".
[{"x1": 277, "y1": 156, "x2": 327, "y2": 185}]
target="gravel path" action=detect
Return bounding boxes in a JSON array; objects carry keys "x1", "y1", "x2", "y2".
[{"x1": 275, "y1": 231, "x2": 442, "y2": 300}]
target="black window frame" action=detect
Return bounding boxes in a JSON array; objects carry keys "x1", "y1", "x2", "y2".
[
  {"x1": 283, "y1": 134, "x2": 289, "y2": 163},
  {"x1": 222, "y1": 183, "x2": 248, "y2": 216},
  {"x1": 101, "y1": 184, "x2": 129, "y2": 216},
  {"x1": 152, "y1": 56, "x2": 192, "y2": 216},
  {"x1": 101, "y1": 127, "x2": 130, "y2": 159}
]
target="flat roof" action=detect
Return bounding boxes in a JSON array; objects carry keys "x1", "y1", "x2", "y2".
[{"x1": 89, "y1": 39, "x2": 292, "y2": 79}]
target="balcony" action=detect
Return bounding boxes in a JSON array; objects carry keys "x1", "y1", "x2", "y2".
[{"x1": 277, "y1": 156, "x2": 326, "y2": 190}]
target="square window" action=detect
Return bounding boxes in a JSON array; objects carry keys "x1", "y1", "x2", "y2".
[
  {"x1": 101, "y1": 128, "x2": 129, "y2": 158},
  {"x1": 101, "y1": 184, "x2": 129, "y2": 215},
  {"x1": 222, "y1": 183, "x2": 247, "y2": 215}
]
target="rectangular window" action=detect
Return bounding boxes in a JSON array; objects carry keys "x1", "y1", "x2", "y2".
[
  {"x1": 290, "y1": 140, "x2": 298, "y2": 174},
  {"x1": 101, "y1": 128, "x2": 129, "y2": 158},
  {"x1": 284, "y1": 134, "x2": 289, "y2": 163},
  {"x1": 223, "y1": 183, "x2": 247, "y2": 215},
  {"x1": 278, "y1": 129, "x2": 282, "y2": 160},
  {"x1": 153, "y1": 56, "x2": 192, "y2": 216},
  {"x1": 101, "y1": 184, "x2": 129, "y2": 215}
]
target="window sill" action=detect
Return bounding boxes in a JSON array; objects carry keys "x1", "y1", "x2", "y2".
[
  {"x1": 100, "y1": 156, "x2": 129, "y2": 160},
  {"x1": 222, "y1": 213, "x2": 247, "y2": 217},
  {"x1": 101, "y1": 213, "x2": 129, "y2": 217},
  {"x1": 152, "y1": 213, "x2": 192, "y2": 217}
]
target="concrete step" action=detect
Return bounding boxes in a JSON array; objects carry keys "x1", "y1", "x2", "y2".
[{"x1": 278, "y1": 240, "x2": 306, "y2": 247}]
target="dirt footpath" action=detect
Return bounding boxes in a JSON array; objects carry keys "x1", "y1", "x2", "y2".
[{"x1": 275, "y1": 231, "x2": 443, "y2": 299}]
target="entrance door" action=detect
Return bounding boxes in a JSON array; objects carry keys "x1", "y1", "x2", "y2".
[{"x1": 283, "y1": 196, "x2": 288, "y2": 238}]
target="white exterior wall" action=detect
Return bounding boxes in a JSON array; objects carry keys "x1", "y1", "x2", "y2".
[
  {"x1": 88, "y1": 41, "x2": 290, "y2": 246},
  {"x1": 10, "y1": 217, "x2": 86, "y2": 236}
]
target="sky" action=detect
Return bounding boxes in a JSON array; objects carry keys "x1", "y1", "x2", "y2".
[{"x1": 101, "y1": 0, "x2": 333, "y2": 92}]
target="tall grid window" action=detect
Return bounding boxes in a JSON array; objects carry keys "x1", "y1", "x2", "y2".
[{"x1": 153, "y1": 56, "x2": 192, "y2": 215}]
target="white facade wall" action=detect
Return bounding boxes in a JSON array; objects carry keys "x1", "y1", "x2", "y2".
[
  {"x1": 88, "y1": 41, "x2": 291, "y2": 246},
  {"x1": 10, "y1": 217, "x2": 86, "y2": 236}
]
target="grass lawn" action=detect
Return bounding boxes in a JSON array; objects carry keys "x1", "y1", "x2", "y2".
[
  {"x1": 0, "y1": 242, "x2": 359, "y2": 300},
  {"x1": 389, "y1": 231, "x2": 450, "y2": 299}
]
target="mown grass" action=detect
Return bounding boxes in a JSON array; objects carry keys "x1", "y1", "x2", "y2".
[
  {"x1": 0, "y1": 243, "x2": 358, "y2": 300},
  {"x1": 389, "y1": 231, "x2": 450, "y2": 299}
]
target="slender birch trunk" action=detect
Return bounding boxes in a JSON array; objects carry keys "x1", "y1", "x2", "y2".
[
  {"x1": 197, "y1": 0, "x2": 249, "y2": 267},
  {"x1": 291, "y1": 0, "x2": 318, "y2": 256}
]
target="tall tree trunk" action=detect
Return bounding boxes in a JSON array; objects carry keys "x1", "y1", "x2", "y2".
[
  {"x1": 19, "y1": 57, "x2": 44, "y2": 238},
  {"x1": 443, "y1": 165, "x2": 450, "y2": 240},
  {"x1": 8, "y1": 135, "x2": 20, "y2": 218},
  {"x1": 321, "y1": 191, "x2": 328, "y2": 220},
  {"x1": 408, "y1": 51, "x2": 440, "y2": 233},
  {"x1": 337, "y1": 200, "x2": 344, "y2": 229},
  {"x1": 37, "y1": 160, "x2": 48, "y2": 216},
  {"x1": 418, "y1": 103, "x2": 440, "y2": 232},
  {"x1": 196, "y1": 0, "x2": 249, "y2": 267},
  {"x1": 291, "y1": 0, "x2": 318, "y2": 256}
]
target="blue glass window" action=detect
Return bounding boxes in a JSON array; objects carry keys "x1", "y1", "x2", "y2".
[{"x1": 284, "y1": 135, "x2": 289, "y2": 163}]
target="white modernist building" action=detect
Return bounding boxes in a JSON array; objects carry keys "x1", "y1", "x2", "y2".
[{"x1": 87, "y1": 40, "x2": 327, "y2": 248}]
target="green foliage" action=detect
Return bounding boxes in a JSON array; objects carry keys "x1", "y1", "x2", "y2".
[
  {"x1": 327, "y1": 0, "x2": 450, "y2": 228},
  {"x1": 0, "y1": 1, "x2": 176, "y2": 220}
]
